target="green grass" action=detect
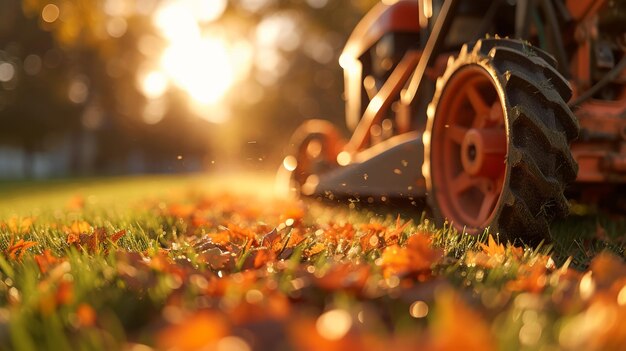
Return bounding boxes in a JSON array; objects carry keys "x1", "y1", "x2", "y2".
[{"x1": 0, "y1": 175, "x2": 625, "y2": 351}]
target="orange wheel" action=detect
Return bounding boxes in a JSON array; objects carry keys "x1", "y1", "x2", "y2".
[
  {"x1": 431, "y1": 66, "x2": 507, "y2": 231},
  {"x1": 281, "y1": 119, "x2": 345, "y2": 196},
  {"x1": 424, "y1": 38, "x2": 579, "y2": 242}
]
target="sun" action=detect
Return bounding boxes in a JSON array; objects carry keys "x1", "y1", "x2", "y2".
[
  {"x1": 160, "y1": 37, "x2": 234, "y2": 106},
  {"x1": 146, "y1": 0, "x2": 239, "y2": 123}
]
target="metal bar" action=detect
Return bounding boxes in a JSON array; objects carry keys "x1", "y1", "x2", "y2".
[
  {"x1": 515, "y1": 0, "x2": 532, "y2": 39},
  {"x1": 553, "y1": 0, "x2": 572, "y2": 22},
  {"x1": 401, "y1": 0, "x2": 460, "y2": 106},
  {"x1": 346, "y1": 51, "x2": 421, "y2": 152},
  {"x1": 540, "y1": 0, "x2": 570, "y2": 77},
  {"x1": 472, "y1": 0, "x2": 502, "y2": 40}
]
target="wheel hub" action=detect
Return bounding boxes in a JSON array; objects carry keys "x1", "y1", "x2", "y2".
[{"x1": 461, "y1": 128, "x2": 506, "y2": 177}]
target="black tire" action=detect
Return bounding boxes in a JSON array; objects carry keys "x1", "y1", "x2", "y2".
[{"x1": 424, "y1": 38, "x2": 580, "y2": 243}]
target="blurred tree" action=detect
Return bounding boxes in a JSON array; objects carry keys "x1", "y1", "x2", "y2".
[
  {"x1": 1, "y1": 0, "x2": 215, "y2": 177},
  {"x1": 0, "y1": 0, "x2": 379, "y2": 177},
  {"x1": 0, "y1": 0, "x2": 78, "y2": 177}
]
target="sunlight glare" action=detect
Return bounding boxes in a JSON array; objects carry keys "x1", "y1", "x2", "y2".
[
  {"x1": 154, "y1": 2, "x2": 200, "y2": 41},
  {"x1": 141, "y1": 71, "x2": 168, "y2": 99},
  {"x1": 161, "y1": 38, "x2": 234, "y2": 105},
  {"x1": 190, "y1": 0, "x2": 228, "y2": 22},
  {"x1": 150, "y1": 0, "x2": 246, "y2": 122}
]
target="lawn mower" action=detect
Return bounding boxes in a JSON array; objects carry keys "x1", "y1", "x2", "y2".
[{"x1": 278, "y1": 0, "x2": 626, "y2": 242}]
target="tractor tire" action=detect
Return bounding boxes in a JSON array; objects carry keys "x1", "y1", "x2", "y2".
[
  {"x1": 281, "y1": 119, "x2": 345, "y2": 196},
  {"x1": 423, "y1": 38, "x2": 579, "y2": 243}
]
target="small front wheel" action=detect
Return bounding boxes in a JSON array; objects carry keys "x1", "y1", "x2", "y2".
[{"x1": 279, "y1": 119, "x2": 345, "y2": 196}]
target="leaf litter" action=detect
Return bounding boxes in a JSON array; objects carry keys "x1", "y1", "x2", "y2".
[{"x1": 0, "y1": 188, "x2": 624, "y2": 351}]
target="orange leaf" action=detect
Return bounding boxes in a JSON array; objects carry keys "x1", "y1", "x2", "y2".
[
  {"x1": 260, "y1": 228, "x2": 281, "y2": 248},
  {"x1": 288, "y1": 316, "x2": 363, "y2": 351},
  {"x1": 384, "y1": 215, "x2": 412, "y2": 245},
  {"x1": 5, "y1": 238, "x2": 37, "y2": 260},
  {"x1": 381, "y1": 233, "x2": 443, "y2": 278},
  {"x1": 305, "y1": 242, "x2": 325, "y2": 257},
  {"x1": 506, "y1": 262, "x2": 548, "y2": 293},
  {"x1": 110, "y1": 229, "x2": 126, "y2": 243},
  {"x1": 480, "y1": 235, "x2": 505, "y2": 257},
  {"x1": 316, "y1": 263, "x2": 370, "y2": 293},
  {"x1": 64, "y1": 221, "x2": 92, "y2": 236},
  {"x1": 35, "y1": 249, "x2": 62, "y2": 274},
  {"x1": 168, "y1": 203, "x2": 195, "y2": 218},
  {"x1": 428, "y1": 290, "x2": 496, "y2": 351},
  {"x1": 323, "y1": 223, "x2": 356, "y2": 245},
  {"x1": 242, "y1": 248, "x2": 276, "y2": 270},
  {"x1": 6, "y1": 217, "x2": 34, "y2": 234},
  {"x1": 197, "y1": 247, "x2": 234, "y2": 270},
  {"x1": 67, "y1": 195, "x2": 85, "y2": 210},
  {"x1": 55, "y1": 280, "x2": 74, "y2": 306},
  {"x1": 67, "y1": 232, "x2": 79, "y2": 245},
  {"x1": 466, "y1": 235, "x2": 509, "y2": 268},
  {"x1": 156, "y1": 311, "x2": 229, "y2": 351},
  {"x1": 76, "y1": 303, "x2": 96, "y2": 327},
  {"x1": 69, "y1": 227, "x2": 126, "y2": 253},
  {"x1": 589, "y1": 252, "x2": 626, "y2": 289},
  {"x1": 280, "y1": 204, "x2": 305, "y2": 223}
]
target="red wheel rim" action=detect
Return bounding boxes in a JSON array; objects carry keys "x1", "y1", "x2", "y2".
[{"x1": 431, "y1": 66, "x2": 507, "y2": 233}]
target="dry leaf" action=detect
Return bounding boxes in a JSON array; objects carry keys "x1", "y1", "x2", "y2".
[
  {"x1": 5, "y1": 238, "x2": 37, "y2": 260},
  {"x1": 381, "y1": 233, "x2": 443, "y2": 278},
  {"x1": 156, "y1": 311, "x2": 229, "y2": 351}
]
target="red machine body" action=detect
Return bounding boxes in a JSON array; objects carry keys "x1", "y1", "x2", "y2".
[{"x1": 279, "y1": 0, "x2": 626, "y2": 242}]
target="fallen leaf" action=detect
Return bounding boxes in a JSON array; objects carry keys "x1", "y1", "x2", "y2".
[
  {"x1": 67, "y1": 195, "x2": 85, "y2": 210},
  {"x1": 76, "y1": 303, "x2": 96, "y2": 327},
  {"x1": 589, "y1": 252, "x2": 626, "y2": 289},
  {"x1": 156, "y1": 311, "x2": 229, "y2": 351},
  {"x1": 480, "y1": 235, "x2": 505, "y2": 257},
  {"x1": 35, "y1": 249, "x2": 62, "y2": 274},
  {"x1": 69, "y1": 228, "x2": 126, "y2": 253},
  {"x1": 385, "y1": 215, "x2": 412, "y2": 245},
  {"x1": 196, "y1": 247, "x2": 234, "y2": 270},
  {"x1": 242, "y1": 248, "x2": 276, "y2": 270},
  {"x1": 381, "y1": 233, "x2": 443, "y2": 278},
  {"x1": 315, "y1": 263, "x2": 371, "y2": 294},
  {"x1": 428, "y1": 290, "x2": 496, "y2": 351},
  {"x1": 64, "y1": 221, "x2": 92, "y2": 236},
  {"x1": 5, "y1": 216, "x2": 35, "y2": 234},
  {"x1": 5, "y1": 238, "x2": 37, "y2": 260}
]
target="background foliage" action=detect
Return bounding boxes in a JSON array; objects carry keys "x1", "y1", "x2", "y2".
[{"x1": 0, "y1": 0, "x2": 377, "y2": 178}]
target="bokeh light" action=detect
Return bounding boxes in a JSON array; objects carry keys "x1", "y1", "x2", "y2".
[
  {"x1": 140, "y1": 71, "x2": 169, "y2": 99},
  {"x1": 23, "y1": 55, "x2": 42, "y2": 76},
  {"x1": 106, "y1": 17, "x2": 128, "y2": 38},
  {"x1": 41, "y1": 4, "x2": 60, "y2": 23},
  {"x1": 282, "y1": 156, "x2": 297, "y2": 172},
  {"x1": 409, "y1": 300, "x2": 429, "y2": 318},
  {"x1": 68, "y1": 76, "x2": 89, "y2": 104},
  {"x1": 0, "y1": 62, "x2": 15, "y2": 82},
  {"x1": 316, "y1": 309, "x2": 352, "y2": 340}
]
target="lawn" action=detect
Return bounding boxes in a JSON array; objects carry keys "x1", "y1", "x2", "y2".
[{"x1": 0, "y1": 174, "x2": 625, "y2": 351}]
